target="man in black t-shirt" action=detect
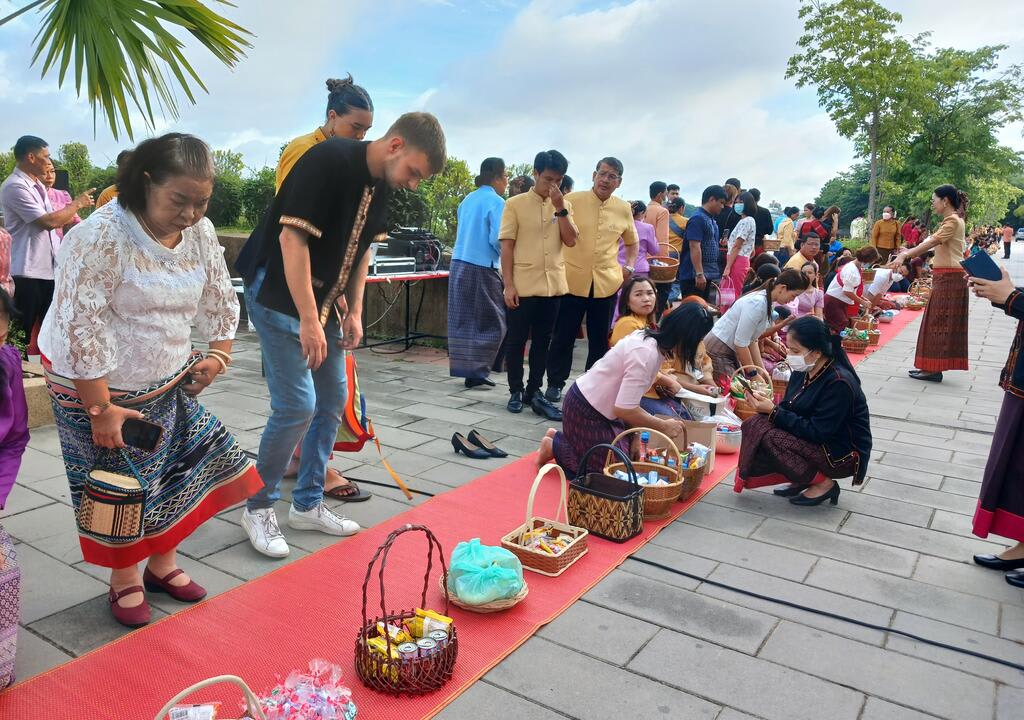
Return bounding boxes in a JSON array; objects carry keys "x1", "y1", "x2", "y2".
[
  {"x1": 236, "y1": 113, "x2": 446, "y2": 558},
  {"x1": 749, "y1": 188, "x2": 774, "y2": 256}
]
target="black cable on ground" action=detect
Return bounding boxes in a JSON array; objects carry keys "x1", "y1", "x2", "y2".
[{"x1": 249, "y1": 454, "x2": 1023, "y2": 674}]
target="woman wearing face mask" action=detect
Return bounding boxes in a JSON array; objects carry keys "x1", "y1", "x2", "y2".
[
  {"x1": 704, "y1": 268, "x2": 809, "y2": 380},
  {"x1": 722, "y1": 191, "x2": 758, "y2": 305},
  {"x1": 737, "y1": 316, "x2": 872, "y2": 506},
  {"x1": 864, "y1": 262, "x2": 911, "y2": 310},
  {"x1": 889, "y1": 185, "x2": 969, "y2": 383},
  {"x1": 823, "y1": 246, "x2": 880, "y2": 334},
  {"x1": 870, "y1": 206, "x2": 901, "y2": 264}
]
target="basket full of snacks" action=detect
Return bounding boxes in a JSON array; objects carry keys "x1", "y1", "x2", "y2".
[
  {"x1": 605, "y1": 427, "x2": 685, "y2": 519},
  {"x1": 729, "y1": 365, "x2": 772, "y2": 421},
  {"x1": 500, "y1": 463, "x2": 589, "y2": 577},
  {"x1": 840, "y1": 328, "x2": 869, "y2": 353},
  {"x1": 355, "y1": 524, "x2": 458, "y2": 696}
]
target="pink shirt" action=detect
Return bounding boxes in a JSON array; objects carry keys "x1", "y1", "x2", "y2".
[
  {"x1": 0, "y1": 229, "x2": 12, "y2": 297},
  {"x1": 575, "y1": 330, "x2": 663, "y2": 419},
  {"x1": 789, "y1": 287, "x2": 824, "y2": 318},
  {"x1": 46, "y1": 187, "x2": 81, "y2": 242}
]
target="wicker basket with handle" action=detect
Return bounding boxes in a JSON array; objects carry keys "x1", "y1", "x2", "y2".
[
  {"x1": 604, "y1": 427, "x2": 687, "y2": 519},
  {"x1": 860, "y1": 267, "x2": 877, "y2": 284},
  {"x1": 771, "y1": 361, "x2": 791, "y2": 400},
  {"x1": 154, "y1": 675, "x2": 267, "y2": 720},
  {"x1": 730, "y1": 365, "x2": 773, "y2": 421},
  {"x1": 850, "y1": 313, "x2": 877, "y2": 332},
  {"x1": 648, "y1": 242, "x2": 680, "y2": 284},
  {"x1": 842, "y1": 337, "x2": 869, "y2": 353},
  {"x1": 355, "y1": 524, "x2": 457, "y2": 696},
  {"x1": 500, "y1": 463, "x2": 589, "y2": 577},
  {"x1": 910, "y1": 280, "x2": 932, "y2": 299}
]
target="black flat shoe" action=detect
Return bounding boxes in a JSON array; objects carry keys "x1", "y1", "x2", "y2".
[
  {"x1": 465, "y1": 377, "x2": 496, "y2": 389},
  {"x1": 544, "y1": 386, "x2": 562, "y2": 403},
  {"x1": 451, "y1": 433, "x2": 491, "y2": 459},
  {"x1": 790, "y1": 482, "x2": 840, "y2": 506},
  {"x1": 1006, "y1": 569, "x2": 1024, "y2": 588},
  {"x1": 773, "y1": 484, "x2": 806, "y2": 498},
  {"x1": 531, "y1": 393, "x2": 563, "y2": 421},
  {"x1": 468, "y1": 429, "x2": 508, "y2": 458},
  {"x1": 507, "y1": 391, "x2": 524, "y2": 414},
  {"x1": 973, "y1": 554, "x2": 1024, "y2": 571},
  {"x1": 908, "y1": 370, "x2": 943, "y2": 382}
]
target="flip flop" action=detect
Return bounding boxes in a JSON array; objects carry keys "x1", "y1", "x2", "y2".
[{"x1": 324, "y1": 479, "x2": 372, "y2": 502}]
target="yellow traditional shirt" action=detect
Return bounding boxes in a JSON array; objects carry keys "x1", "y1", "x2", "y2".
[
  {"x1": 667, "y1": 212, "x2": 688, "y2": 254},
  {"x1": 562, "y1": 190, "x2": 639, "y2": 298},
  {"x1": 95, "y1": 184, "x2": 118, "y2": 209},
  {"x1": 276, "y1": 127, "x2": 328, "y2": 191},
  {"x1": 930, "y1": 214, "x2": 966, "y2": 269},
  {"x1": 777, "y1": 217, "x2": 795, "y2": 250},
  {"x1": 499, "y1": 190, "x2": 576, "y2": 298}
]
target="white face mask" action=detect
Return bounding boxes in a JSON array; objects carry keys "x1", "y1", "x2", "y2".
[
  {"x1": 787, "y1": 352, "x2": 814, "y2": 372},
  {"x1": 882, "y1": 212, "x2": 893, "y2": 220}
]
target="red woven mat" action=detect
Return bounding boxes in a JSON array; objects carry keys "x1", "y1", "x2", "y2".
[{"x1": 0, "y1": 306, "x2": 916, "y2": 720}]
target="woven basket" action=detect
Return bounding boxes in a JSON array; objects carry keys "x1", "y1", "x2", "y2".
[
  {"x1": 355, "y1": 524, "x2": 457, "y2": 696},
  {"x1": 850, "y1": 314, "x2": 877, "y2": 332},
  {"x1": 648, "y1": 256, "x2": 680, "y2": 284},
  {"x1": 842, "y1": 337, "x2": 869, "y2": 354},
  {"x1": 501, "y1": 463, "x2": 589, "y2": 577},
  {"x1": 860, "y1": 268, "x2": 877, "y2": 283},
  {"x1": 605, "y1": 427, "x2": 685, "y2": 519},
  {"x1": 730, "y1": 365, "x2": 772, "y2": 421},
  {"x1": 910, "y1": 280, "x2": 932, "y2": 299},
  {"x1": 154, "y1": 675, "x2": 267, "y2": 720},
  {"x1": 439, "y1": 574, "x2": 529, "y2": 614},
  {"x1": 867, "y1": 329, "x2": 881, "y2": 346},
  {"x1": 906, "y1": 297, "x2": 927, "y2": 311},
  {"x1": 771, "y1": 361, "x2": 791, "y2": 401},
  {"x1": 763, "y1": 237, "x2": 781, "y2": 251}
]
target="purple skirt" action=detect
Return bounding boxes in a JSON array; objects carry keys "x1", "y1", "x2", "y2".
[
  {"x1": 973, "y1": 393, "x2": 1024, "y2": 542},
  {"x1": 552, "y1": 384, "x2": 629, "y2": 477}
]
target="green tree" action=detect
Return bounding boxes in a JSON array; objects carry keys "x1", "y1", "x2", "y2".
[
  {"x1": 56, "y1": 142, "x2": 92, "y2": 194},
  {"x1": 0, "y1": 1, "x2": 251, "y2": 140},
  {"x1": 0, "y1": 151, "x2": 14, "y2": 181},
  {"x1": 888, "y1": 45, "x2": 1024, "y2": 227},
  {"x1": 419, "y1": 158, "x2": 475, "y2": 246},
  {"x1": 816, "y1": 162, "x2": 870, "y2": 229},
  {"x1": 386, "y1": 189, "x2": 429, "y2": 230},
  {"x1": 205, "y1": 173, "x2": 242, "y2": 227},
  {"x1": 240, "y1": 166, "x2": 276, "y2": 228},
  {"x1": 506, "y1": 162, "x2": 534, "y2": 181},
  {"x1": 787, "y1": 0, "x2": 931, "y2": 224},
  {"x1": 212, "y1": 149, "x2": 245, "y2": 179}
]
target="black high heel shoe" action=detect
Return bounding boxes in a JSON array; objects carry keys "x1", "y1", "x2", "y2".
[
  {"x1": 790, "y1": 482, "x2": 840, "y2": 506},
  {"x1": 773, "y1": 484, "x2": 805, "y2": 498},
  {"x1": 467, "y1": 430, "x2": 508, "y2": 458},
  {"x1": 451, "y1": 433, "x2": 492, "y2": 459}
]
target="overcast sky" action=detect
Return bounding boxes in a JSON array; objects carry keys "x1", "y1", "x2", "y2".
[{"x1": 1, "y1": 0, "x2": 1021, "y2": 209}]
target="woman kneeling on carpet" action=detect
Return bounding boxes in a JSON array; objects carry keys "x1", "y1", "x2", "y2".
[
  {"x1": 537, "y1": 303, "x2": 714, "y2": 474},
  {"x1": 735, "y1": 316, "x2": 872, "y2": 506},
  {"x1": 39, "y1": 134, "x2": 263, "y2": 628}
]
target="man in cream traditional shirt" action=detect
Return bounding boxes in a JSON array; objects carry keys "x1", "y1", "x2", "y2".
[
  {"x1": 545, "y1": 157, "x2": 638, "y2": 404},
  {"x1": 500, "y1": 150, "x2": 578, "y2": 420}
]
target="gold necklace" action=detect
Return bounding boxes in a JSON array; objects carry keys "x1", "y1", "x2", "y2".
[{"x1": 138, "y1": 215, "x2": 180, "y2": 248}]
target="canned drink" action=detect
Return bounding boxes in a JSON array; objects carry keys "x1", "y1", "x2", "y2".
[
  {"x1": 428, "y1": 629, "x2": 449, "y2": 648},
  {"x1": 396, "y1": 642, "x2": 419, "y2": 660},
  {"x1": 416, "y1": 637, "x2": 438, "y2": 657}
]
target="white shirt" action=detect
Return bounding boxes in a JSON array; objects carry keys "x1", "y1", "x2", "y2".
[
  {"x1": 866, "y1": 269, "x2": 902, "y2": 297},
  {"x1": 727, "y1": 216, "x2": 756, "y2": 257},
  {"x1": 825, "y1": 262, "x2": 862, "y2": 305},
  {"x1": 709, "y1": 289, "x2": 771, "y2": 348},
  {"x1": 40, "y1": 202, "x2": 239, "y2": 389}
]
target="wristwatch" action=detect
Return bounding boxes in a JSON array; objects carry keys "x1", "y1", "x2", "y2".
[
  {"x1": 88, "y1": 401, "x2": 112, "y2": 417},
  {"x1": 553, "y1": 208, "x2": 569, "y2": 218},
  {"x1": 624, "y1": 265, "x2": 635, "y2": 274}
]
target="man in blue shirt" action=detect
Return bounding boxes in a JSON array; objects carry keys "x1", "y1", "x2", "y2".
[
  {"x1": 677, "y1": 185, "x2": 726, "y2": 302},
  {"x1": 447, "y1": 157, "x2": 509, "y2": 387}
]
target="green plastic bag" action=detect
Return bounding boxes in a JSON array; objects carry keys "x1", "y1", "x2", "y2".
[{"x1": 448, "y1": 539, "x2": 524, "y2": 605}]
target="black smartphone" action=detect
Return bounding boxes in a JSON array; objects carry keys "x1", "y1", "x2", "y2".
[{"x1": 122, "y1": 418, "x2": 164, "y2": 451}]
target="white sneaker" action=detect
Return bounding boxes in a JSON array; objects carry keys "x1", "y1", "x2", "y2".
[
  {"x1": 241, "y1": 507, "x2": 290, "y2": 558},
  {"x1": 288, "y1": 502, "x2": 361, "y2": 536}
]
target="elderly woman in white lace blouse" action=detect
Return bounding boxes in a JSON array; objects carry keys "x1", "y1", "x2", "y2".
[{"x1": 39, "y1": 134, "x2": 263, "y2": 628}]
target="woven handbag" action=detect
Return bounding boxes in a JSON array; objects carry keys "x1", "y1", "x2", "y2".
[
  {"x1": 567, "y1": 444, "x2": 644, "y2": 543},
  {"x1": 77, "y1": 451, "x2": 147, "y2": 544}
]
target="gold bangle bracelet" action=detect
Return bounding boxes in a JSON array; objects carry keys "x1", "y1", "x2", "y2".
[{"x1": 206, "y1": 349, "x2": 232, "y2": 365}]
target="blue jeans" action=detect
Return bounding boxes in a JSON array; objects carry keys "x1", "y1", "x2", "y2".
[{"x1": 244, "y1": 267, "x2": 347, "y2": 511}]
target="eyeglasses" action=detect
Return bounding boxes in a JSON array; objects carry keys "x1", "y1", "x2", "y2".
[{"x1": 595, "y1": 171, "x2": 621, "y2": 182}]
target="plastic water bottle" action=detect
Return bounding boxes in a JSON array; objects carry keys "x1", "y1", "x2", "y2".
[{"x1": 640, "y1": 431, "x2": 650, "y2": 462}]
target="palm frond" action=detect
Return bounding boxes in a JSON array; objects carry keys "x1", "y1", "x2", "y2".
[{"x1": 1, "y1": 0, "x2": 252, "y2": 140}]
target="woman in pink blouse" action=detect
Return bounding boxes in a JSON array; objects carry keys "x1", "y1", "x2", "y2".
[
  {"x1": 42, "y1": 163, "x2": 82, "y2": 245},
  {"x1": 788, "y1": 260, "x2": 824, "y2": 320}
]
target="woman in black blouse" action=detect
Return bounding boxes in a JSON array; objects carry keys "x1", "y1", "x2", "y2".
[
  {"x1": 969, "y1": 269, "x2": 1024, "y2": 588},
  {"x1": 735, "y1": 316, "x2": 872, "y2": 506}
]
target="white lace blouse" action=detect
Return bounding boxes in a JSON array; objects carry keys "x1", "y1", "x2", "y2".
[{"x1": 39, "y1": 202, "x2": 239, "y2": 390}]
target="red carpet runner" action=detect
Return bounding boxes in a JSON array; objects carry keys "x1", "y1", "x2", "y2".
[{"x1": 0, "y1": 308, "x2": 920, "y2": 719}]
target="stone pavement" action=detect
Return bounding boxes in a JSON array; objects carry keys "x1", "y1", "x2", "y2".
[{"x1": 5, "y1": 249, "x2": 1024, "y2": 719}]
